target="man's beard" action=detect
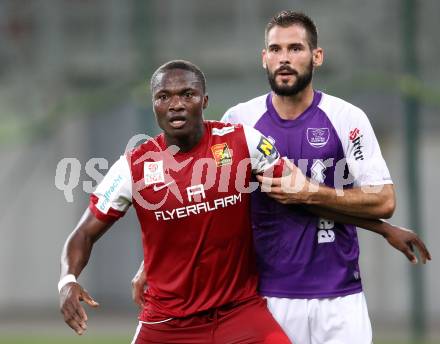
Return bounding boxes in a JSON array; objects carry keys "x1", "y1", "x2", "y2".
[{"x1": 266, "y1": 60, "x2": 313, "y2": 96}]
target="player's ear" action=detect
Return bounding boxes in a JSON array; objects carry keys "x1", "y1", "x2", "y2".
[
  {"x1": 312, "y1": 47, "x2": 324, "y2": 67},
  {"x1": 202, "y1": 94, "x2": 209, "y2": 109},
  {"x1": 262, "y1": 49, "x2": 267, "y2": 69}
]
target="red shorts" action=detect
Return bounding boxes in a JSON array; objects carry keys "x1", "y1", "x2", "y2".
[{"x1": 131, "y1": 296, "x2": 291, "y2": 344}]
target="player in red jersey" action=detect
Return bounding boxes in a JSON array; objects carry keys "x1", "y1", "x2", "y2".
[{"x1": 58, "y1": 60, "x2": 291, "y2": 343}]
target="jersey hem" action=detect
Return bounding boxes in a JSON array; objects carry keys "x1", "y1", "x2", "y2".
[
  {"x1": 138, "y1": 294, "x2": 261, "y2": 322},
  {"x1": 259, "y1": 286, "x2": 363, "y2": 299}
]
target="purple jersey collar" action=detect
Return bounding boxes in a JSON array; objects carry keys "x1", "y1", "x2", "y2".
[{"x1": 266, "y1": 90, "x2": 322, "y2": 128}]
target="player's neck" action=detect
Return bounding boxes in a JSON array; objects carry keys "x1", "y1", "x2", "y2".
[
  {"x1": 272, "y1": 85, "x2": 314, "y2": 120},
  {"x1": 165, "y1": 123, "x2": 205, "y2": 153}
]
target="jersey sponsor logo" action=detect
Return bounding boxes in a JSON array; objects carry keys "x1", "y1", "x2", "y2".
[
  {"x1": 257, "y1": 136, "x2": 280, "y2": 164},
  {"x1": 153, "y1": 181, "x2": 175, "y2": 192},
  {"x1": 154, "y1": 184, "x2": 243, "y2": 221},
  {"x1": 187, "y1": 184, "x2": 206, "y2": 202},
  {"x1": 155, "y1": 193, "x2": 242, "y2": 221},
  {"x1": 349, "y1": 128, "x2": 360, "y2": 141},
  {"x1": 144, "y1": 161, "x2": 165, "y2": 185},
  {"x1": 212, "y1": 126, "x2": 235, "y2": 136},
  {"x1": 307, "y1": 128, "x2": 330, "y2": 148},
  {"x1": 97, "y1": 174, "x2": 124, "y2": 213},
  {"x1": 257, "y1": 136, "x2": 275, "y2": 156},
  {"x1": 211, "y1": 143, "x2": 232, "y2": 167},
  {"x1": 349, "y1": 128, "x2": 364, "y2": 161}
]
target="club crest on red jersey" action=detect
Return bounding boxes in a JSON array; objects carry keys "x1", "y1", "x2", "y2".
[
  {"x1": 211, "y1": 143, "x2": 232, "y2": 167},
  {"x1": 144, "y1": 161, "x2": 165, "y2": 185},
  {"x1": 307, "y1": 128, "x2": 330, "y2": 148}
]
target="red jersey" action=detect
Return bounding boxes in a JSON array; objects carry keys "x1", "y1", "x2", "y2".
[{"x1": 89, "y1": 121, "x2": 282, "y2": 321}]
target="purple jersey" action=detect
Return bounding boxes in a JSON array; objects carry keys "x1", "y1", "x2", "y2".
[{"x1": 222, "y1": 91, "x2": 392, "y2": 299}]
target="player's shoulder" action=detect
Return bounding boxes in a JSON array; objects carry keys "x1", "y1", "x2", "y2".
[
  {"x1": 223, "y1": 94, "x2": 269, "y2": 126},
  {"x1": 127, "y1": 133, "x2": 165, "y2": 161},
  {"x1": 318, "y1": 91, "x2": 369, "y2": 123},
  {"x1": 228, "y1": 93, "x2": 268, "y2": 113}
]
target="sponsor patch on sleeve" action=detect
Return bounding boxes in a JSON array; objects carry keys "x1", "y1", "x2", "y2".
[
  {"x1": 257, "y1": 136, "x2": 279, "y2": 164},
  {"x1": 96, "y1": 174, "x2": 124, "y2": 214},
  {"x1": 257, "y1": 136, "x2": 275, "y2": 156}
]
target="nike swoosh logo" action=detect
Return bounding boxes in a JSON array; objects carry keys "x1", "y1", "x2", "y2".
[{"x1": 153, "y1": 181, "x2": 175, "y2": 192}]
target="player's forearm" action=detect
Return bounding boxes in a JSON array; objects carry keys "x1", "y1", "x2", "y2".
[
  {"x1": 306, "y1": 184, "x2": 395, "y2": 219},
  {"x1": 60, "y1": 209, "x2": 113, "y2": 279},
  {"x1": 304, "y1": 205, "x2": 389, "y2": 236},
  {"x1": 60, "y1": 230, "x2": 94, "y2": 278}
]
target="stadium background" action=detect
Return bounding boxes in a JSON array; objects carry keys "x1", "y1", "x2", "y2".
[{"x1": 0, "y1": 0, "x2": 438, "y2": 343}]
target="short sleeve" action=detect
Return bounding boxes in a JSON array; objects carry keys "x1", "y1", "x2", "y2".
[
  {"x1": 345, "y1": 111, "x2": 393, "y2": 187},
  {"x1": 89, "y1": 155, "x2": 132, "y2": 222},
  {"x1": 242, "y1": 125, "x2": 283, "y2": 175}
]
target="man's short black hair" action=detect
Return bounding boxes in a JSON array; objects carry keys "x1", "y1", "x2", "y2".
[
  {"x1": 265, "y1": 11, "x2": 318, "y2": 50},
  {"x1": 150, "y1": 60, "x2": 206, "y2": 94}
]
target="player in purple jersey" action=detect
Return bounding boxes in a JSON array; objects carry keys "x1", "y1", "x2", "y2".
[
  {"x1": 132, "y1": 12, "x2": 431, "y2": 343},
  {"x1": 220, "y1": 11, "x2": 431, "y2": 343}
]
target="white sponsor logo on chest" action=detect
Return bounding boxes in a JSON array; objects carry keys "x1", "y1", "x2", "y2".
[{"x1": 144, "y1": 161, "x2": 165, "y2": 185}]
